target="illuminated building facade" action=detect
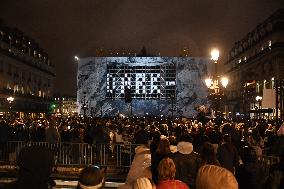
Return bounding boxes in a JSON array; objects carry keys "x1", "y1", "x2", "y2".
[
  {"x1": 224, "y1": 9, "x2": 284, "y2": 119},
  {"x1": 106, "y1": 62, "x2": 176, "y2": 100},
  {"x1": 0, "y1": 21, "x2": 55, "y2": 117},
  {"x1": 53, "y1": 96, "x2": 77, "y2": 116},
  {"x1": 77, "y1": 57, "x2": 210, "y2": 118}
]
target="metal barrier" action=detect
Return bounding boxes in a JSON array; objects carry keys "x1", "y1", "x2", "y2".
[
  {"x1": 2, "y1": 141, "x2": 279, "y2": 169},
  {"x1": 0, "y1": 141, "x2": 140, "y2": 168}
]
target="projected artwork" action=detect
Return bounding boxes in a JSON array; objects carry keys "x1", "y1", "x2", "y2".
[
  {"x1": 106, "y1": 63, "x2": 176, "y2": 99},
  {"x1": 77, "y1": 57, "x2": 210, "y2": 117}
]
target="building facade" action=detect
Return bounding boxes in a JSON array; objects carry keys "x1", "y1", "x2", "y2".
[
  {"x1": 0, "y1": 22, "x2": 56, "y2": 117},
  {"x1": 53, "y1": 96, "x2": 78, "y2": 116},
  {"x1": 224, "y1": 9, "x2": 284, "y2": 120},
  {"x1": 77, "y1": 57, "x2": 209, "y2": 118}
]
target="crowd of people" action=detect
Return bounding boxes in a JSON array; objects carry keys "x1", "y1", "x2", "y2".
[{"x1": 0, "y1": 113, "x2": 284, "y2": 188}]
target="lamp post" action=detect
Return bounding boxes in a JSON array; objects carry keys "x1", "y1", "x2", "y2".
[
  {"x1": 6, "y1": 96, "x2": 14, "y2": 117},
  {"x1": 205, "y1": 49, "x2": 229, "y2": 117},
  {"x1": 256, "y1": 95, "x2": 262, "y2": 119}
]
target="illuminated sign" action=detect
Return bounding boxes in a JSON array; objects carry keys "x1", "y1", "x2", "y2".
[{"x1": 106, "y1": 63, "x2": 176, "y2": 99}]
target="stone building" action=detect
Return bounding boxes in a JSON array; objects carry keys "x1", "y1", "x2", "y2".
[
  {"x1": 0, "y1": 21, "x2": 55, "y2": 117},
  {"x1": 224, "y1": 9, "x2": 284, "y2": 119},
  {"x1": 53, "y1": 96, "x2": 78, "y2": 116}
]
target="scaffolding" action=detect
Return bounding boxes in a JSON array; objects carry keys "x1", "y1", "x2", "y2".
[{"x1": 106, "y1": 62, "x2": 176, "y2": 100}]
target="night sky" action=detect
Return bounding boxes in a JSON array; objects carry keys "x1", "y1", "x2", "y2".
[{"x1": 0, "y1": 0, "x2": 283, "y2": 96}]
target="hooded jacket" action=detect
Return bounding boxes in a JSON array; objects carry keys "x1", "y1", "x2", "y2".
[
  {"x1": 196, "y1": 164, "x2": 238, "y2": 189},
  {"x1": 118, "y1": 145, "x2": 152, "y2": 189}
]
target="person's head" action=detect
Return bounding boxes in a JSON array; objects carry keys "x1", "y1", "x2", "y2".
[
  {"x1": 201, "y1": 142, "x2": 217, "y2": 165},
  {"x1": 196, "y1": 165, "x2": 238, "y2": 189},
  {"x1": 47, "y1": 113, "x2": 57, "y2": 122},
  {"x1": 240, "y1": 146, "x2": 257, "y2": 164},
  {"x1": 77, "y1": 166, "x2": 106, "y2": 189},
  {"x1": 133, "y1": 177, "x2": 156, "y2": 189},
  {"x1": 152, "y1": 130, "x2": 161, "y2": 142},
  {"x1": 158, "y1": 157, "x2": 176, "y2": 181},
  {"x1": 17, "y1": 146, "x2": 55, "y2": 188},
  {"x1": 168, "y1": 136, "x2": 177, "y2": 146},
  {"x1": 223, "y1": 134, "x2": 232, "y2": 144},
  {"x1": 156, "y1": 138, "x2": 171, "y2": 155}
]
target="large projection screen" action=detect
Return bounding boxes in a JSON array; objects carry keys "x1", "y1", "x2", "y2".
[{"x1": 77, "y1": 57, "x2": 210, "y2": 118}]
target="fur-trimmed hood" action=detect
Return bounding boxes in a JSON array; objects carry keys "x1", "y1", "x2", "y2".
[
  {"x1": 135, "y1": 145, "x2": 150, "y2": 154},
  {"x1": 177, "y1": 141, "x2": 193, "y2": 154}
]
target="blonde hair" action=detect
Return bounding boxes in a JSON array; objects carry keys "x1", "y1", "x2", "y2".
[
  {"x1": 133, "y1": 177, "x2": 155, "y2": 189},
  {"x1": 157, "y1": 157, "x2": 176, "y2": 181}
]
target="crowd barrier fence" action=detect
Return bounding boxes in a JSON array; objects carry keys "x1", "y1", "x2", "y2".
[
  {"x1": 0, "y1": 141, "x2": 280, "y2": 171},
  {"x1": 0, "y1": 141, "x2": 139, "y2": 168}
]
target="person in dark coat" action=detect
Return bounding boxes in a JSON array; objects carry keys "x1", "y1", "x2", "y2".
[
  {"x1": 272, "y1": 126, "x2": 284, "y2": 157},
  {"x1": 200, "y1": 142, "x2": 220, "y2": 166},
  {"x1": 217, "y1": 134, "x2": 240, "y2": 173},
  {"x1": 170, "y1": 134, "x2": 201, "y2": 188},
  {"x1": 0, "y1": 120, "x2": 9, "y2": 160},
  {"x1": 235, "y1": 146, "x2": 267, "y2": 189},
  {"x1": 3, "y1": 145, "x2": 55, "y2": 189},
  {"x1": 264, "y1": 150, "x2": 284, "y2": 189},
  {"x1": 134, "y1": 123, "x2": 149, "y2": 145},
  {"x1": 150, "y1": 130, "x2": 161, "y2": 155},
  {"x1": 151, "y1": 138, "x2": 172, "y2": 184}
]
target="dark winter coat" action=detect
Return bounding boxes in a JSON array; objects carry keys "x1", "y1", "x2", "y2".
[
  {"x1": 217, "y1": 142, "x2": 239, "y2": 173},
  {"x1": 235, "y1": 162, "x2": 267, "y2": 189},
  {"x1": 170, "y1": 141, "x2": 201, "y2": 187},
  {"x1": 3, "y1": 146, "x2": 55, "y2": 189},
  {"x1": 264, "y1": 162, "x2": 284, "y2": 189}
]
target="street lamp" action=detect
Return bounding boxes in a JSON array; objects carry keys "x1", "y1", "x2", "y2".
[
  {"x1": 7, "y1": 96, "x2": 14, "y2": 104},
  {"x1": 221, "y1": 77, "x2": 229, "y2": 88},
  {"x1": 205, "y1": 78, "x2": 213, "y2": 88},
  {"x1": 211, "y1": 49, "x2": 219, "y2": 63},
  {"x1": 6, "y1": 96, "x2": 14, "y2": 117},
  {"x1": 204, "y1": 48, "x2": 229, "y2": 117},
  {"x1": 256, "y1": 96, "x2": 262, "y2": 108},
  {"x1": 74, "y1": 55, "x2": 79, "y2": 61},
  {"x1": 255, "y1": 96, "x2": 262, "y2": 118}
]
